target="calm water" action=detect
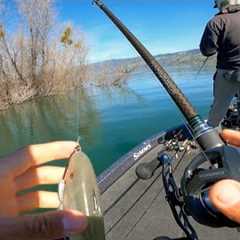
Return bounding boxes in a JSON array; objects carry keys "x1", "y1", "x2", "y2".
[{"x1": 0, "y1": 66, "x2": 214, "y2": 175}]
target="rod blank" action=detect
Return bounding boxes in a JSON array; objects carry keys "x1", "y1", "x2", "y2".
[{"x1": 93, "y1": 0, "x2": 198, "y2": 122}]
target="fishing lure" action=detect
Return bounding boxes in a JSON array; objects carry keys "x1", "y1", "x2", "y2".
[{"x1": 58, "y1": 145, "x2": 105, "y2": 240}]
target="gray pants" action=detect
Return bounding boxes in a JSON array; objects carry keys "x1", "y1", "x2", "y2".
[{"x1": 208, "y1": 69, "x2": 240, "y2": 127}]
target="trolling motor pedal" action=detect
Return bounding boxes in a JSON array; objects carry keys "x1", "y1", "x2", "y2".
[
  {"x1": 135, "y1": 157, "x2": 162, "y2": 180},
  {"x1": 135, "y1": 151, "x2": 172, "y2": 180}
]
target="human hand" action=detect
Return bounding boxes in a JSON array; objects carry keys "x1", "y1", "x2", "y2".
[
  {"x1": 0, "y1": 141, "x2": 88, "y2": 239},
  {"x1": 220, "y1": 129, "x2": 240, "y2": 147},
  {"x1": 209, "y1": 129, "x2": 240, "y2": 224}
]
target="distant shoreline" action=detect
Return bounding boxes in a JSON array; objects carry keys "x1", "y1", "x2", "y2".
[
  {"x1": 0, "y1": 49, "x2": 216, "y2": 111},
  {"x1": 92, "y1": 49, "x2": 216, "y2": 68}
]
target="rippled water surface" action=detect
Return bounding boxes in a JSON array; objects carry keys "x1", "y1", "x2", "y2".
[{"x1": 0, "y1": 66, "x2": 215, "y2": 175}]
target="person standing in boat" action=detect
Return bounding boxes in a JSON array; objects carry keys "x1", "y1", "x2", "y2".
[{"x1": 200, "y1": 0, "x2": 240, "y2": 127}]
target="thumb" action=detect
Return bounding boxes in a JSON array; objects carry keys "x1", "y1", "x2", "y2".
[
  {"x1": 0, "y1": 209, "x2": 88, "y2": 240},
  {"x1": 221, "y1": 129, "x2": 240, "y2": 147}
]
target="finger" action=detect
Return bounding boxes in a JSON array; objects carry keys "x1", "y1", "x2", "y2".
[
  {"x1": 15, "y1": 166, "x2": 65, "y2": 192},
  {"x1": 0, "y1": 209, "x2": 88, "y2": 240},
  {"x1": 221, "y1": 129, "x2": 240, "y2": 147},
  {"x1": 17, "y1": 191, "x2": 59, "y2": 213},
  {"x1": 209, "y1": 179, "x2": 240, "y2": 224},
  {"x1": 3, "y1": 141, "x2": 78, "y2": 176}
]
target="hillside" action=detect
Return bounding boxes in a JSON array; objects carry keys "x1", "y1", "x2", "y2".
[
  {"x1": 156, "y1": 49, "x2": 216, "y2": 68},
  {"x1": 91, "y1": 49, "x2": 216, "y2": 71}
]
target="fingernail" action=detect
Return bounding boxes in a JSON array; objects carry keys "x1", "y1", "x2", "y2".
[{"x1": 63, "y1": 210, "x2": 88, "y2": 235}]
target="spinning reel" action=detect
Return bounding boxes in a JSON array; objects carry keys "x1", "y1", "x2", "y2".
[
  {"x1": 136, "y1": 135, "x2": 240, "y2": 240},
  {"x1": 222, "y1": 94, "x2": 240, "y2": 129},
  {"x1": 179, "y1": 144, "x2": 240, "y2": 238}
]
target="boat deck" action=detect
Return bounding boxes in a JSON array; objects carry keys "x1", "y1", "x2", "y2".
[{"x1": 98, "y1": 131, "x2": 240, "y2": 240}]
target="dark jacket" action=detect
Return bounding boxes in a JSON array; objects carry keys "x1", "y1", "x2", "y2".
[{"x1": 200, "y1": 8, "x2": 240, "y2": 70}]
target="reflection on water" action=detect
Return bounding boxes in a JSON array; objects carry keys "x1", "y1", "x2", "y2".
[
  {"x1": 0, "y1": 66, "x2": 215, "y2": 175},
  {"x1": 0, "y1": 89, "x2": 100, "y2": 156}
]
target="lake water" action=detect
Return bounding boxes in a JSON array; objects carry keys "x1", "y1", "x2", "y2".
[{"x1": 0, "y1": 66, "x2": 215, "y2": 175}]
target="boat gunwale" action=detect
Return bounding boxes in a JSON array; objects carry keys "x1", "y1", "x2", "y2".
[
  {"x1": 97, "y1": 123, "x2": 193, "y2": 194},
  {"x1": 97, "y1": 131, "x2": 165, "y2": 194}
]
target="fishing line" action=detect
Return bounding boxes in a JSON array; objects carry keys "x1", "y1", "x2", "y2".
[
  {"x1": 93, "y1": 0, "x2": 198, "y2": 123},
  {"x1": 184, "y1": 122, "x2": 211, "y2": 166},
  {"x1": 123, "y1": 149, "x2": 189, "y2": 240},
  {"x1": 104, "y1": 148, "x2": 187, "y2": 237},
  {"x1": 102, "y1": 143, "x2": 165, "y2": 213},
  {"x1": 103, "y1": 125, "x2": 205, "y2": 238},
  {"x1": 105, "y1": 170, "x2": 162, "y2": 236},
  {"x1": 103, "y1": 178, "x2": 140, "y2": 216},
  {"x1": 194, "y1": 57, "x2": 209, "y2": 81},
  {"x1": 76, "y1": 83, "x2": 81, "y2": 142},
  {"x1": 187, "y1": 55, "x2": 213, "y2": 164},
  {"x1": 93, "y1": 0, "x2": 224, "y2": 154},
  {"x1": 92, "y1": 1, "x2": 226, "y2": 237}
]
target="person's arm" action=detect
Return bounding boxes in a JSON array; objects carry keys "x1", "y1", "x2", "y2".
[
  {"x1": 200, "y1": 19, "x2": 221, "y2": 57},
  {"x1": 0, "y1": 141, "x2": 88, "y2": 240}
]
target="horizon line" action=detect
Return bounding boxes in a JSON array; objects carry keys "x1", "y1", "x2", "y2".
[{"x1": 89, "y1": 48, "x2": 201, "y2": 64}]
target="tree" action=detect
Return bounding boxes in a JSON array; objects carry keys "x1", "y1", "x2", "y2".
[
  {"x1": 16, "y1": 0, "x2": 55, "y2": 86},
  {"x1": 0, "y1": 0, "x2": 89, "y2": 110}
]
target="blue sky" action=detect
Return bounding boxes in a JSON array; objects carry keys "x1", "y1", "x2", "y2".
[
  {"x1": 5, "y1": 0, "x2": 218, "y2": 63},
  {"x1": 57, "y1": 0, "x2": 217, "y2": 62}
]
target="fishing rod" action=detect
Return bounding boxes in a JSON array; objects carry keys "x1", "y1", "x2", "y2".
[
  {"x1": 92, "y1": 0, "x2": 222, "y2": 151},
  {"x1": 93, "y1": 1, "x2": 240, "y2": 239},
  {"x1": 194, "y1": 57, "x2": 209, "y2": 81}
]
